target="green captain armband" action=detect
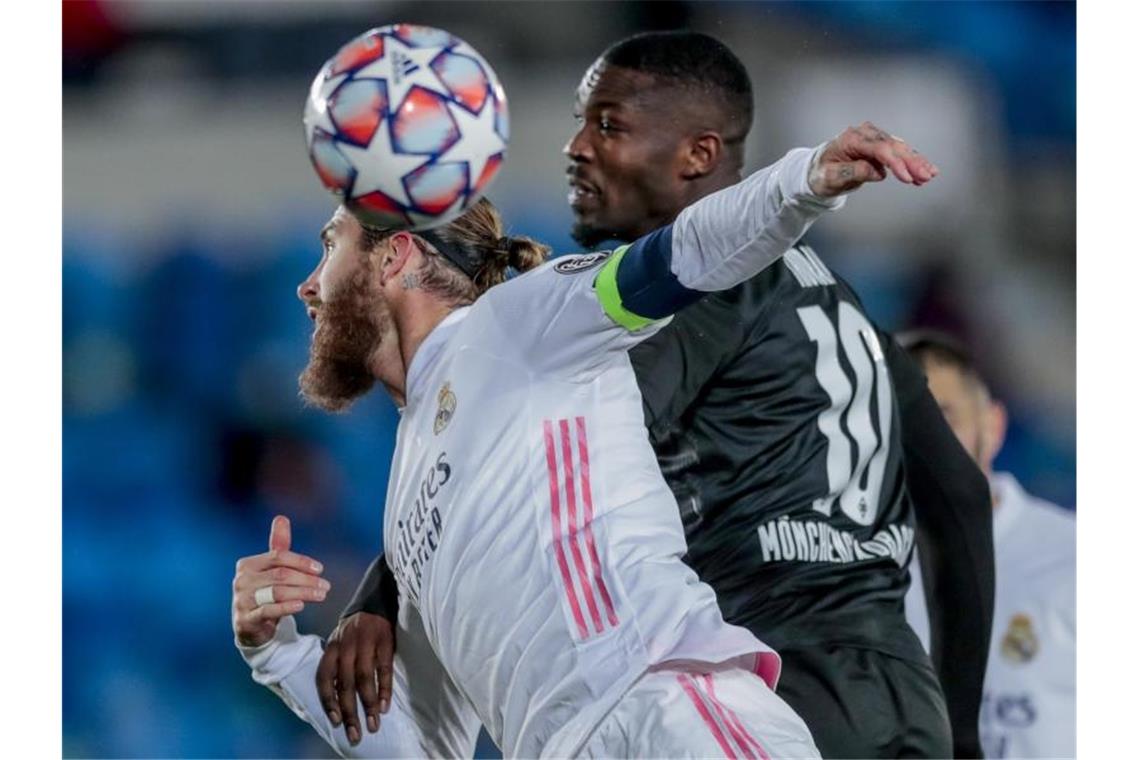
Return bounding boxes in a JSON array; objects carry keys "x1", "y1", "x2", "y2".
[{"x1": 594, "y1": 245, "x2": 659, "y2": 331}]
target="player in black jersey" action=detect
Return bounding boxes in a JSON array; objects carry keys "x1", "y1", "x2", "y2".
[{"x1": 316, "y1": 32, "x2": 993, "y2": 758}]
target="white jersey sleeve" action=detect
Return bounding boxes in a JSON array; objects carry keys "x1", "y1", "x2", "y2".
[
  {"x1": 668, "y1": 144, "x2": 843, "y2": 292},
  {"x1": 237, "y1": 605, "x2": 481, "y2": 758},
  {"x1": 481, "y1": 145, "x2": 843, "y2": 381}
]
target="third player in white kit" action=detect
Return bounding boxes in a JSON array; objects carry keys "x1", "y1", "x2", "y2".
[
  {"x1": 902, "y1": 332, "x2": 1075, "y2": 759},
  {"x1": 234, "y1": 126, "x2": 938, "y2": 757}
]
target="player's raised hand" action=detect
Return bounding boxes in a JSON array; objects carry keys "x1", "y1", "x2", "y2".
[
  {"x1": 316, "y1": 612, "x2": 396, "y2": 746},
  {"x1": 809, "y1": 121, "x2": 939, "y2": 197},
  {"x1": 232, "y1": 515, "x2": 330, "y2": 648}
]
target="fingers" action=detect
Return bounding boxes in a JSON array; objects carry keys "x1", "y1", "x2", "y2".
[
  {"x1": 354, "y1": 640, "x2": 382, "y2": 734},
  {"x1": 243, "y1": 599, "x2": 305, "y2": 626},
  {"x1": 236, "y1": 584, "x2": 328, "y2": 613},
  {"x1": 816, "y1": 121, "x2": 940, "y2": 195},
  {"x1": 851, "y1": 121, "x2": 939, "y2": 186},
  {"x1": 375, "y1": 626, "x2": 394, "y2": 716},
  {"x1": 337, "y1": 643, "x2": 362, "y2": 745},
  {"x1": 269, "y1": 515, "x2": 292, "y2": 553},
  {"x1": 317, "y1": 638, "x2": 343, "y2": 727},
  {"x1": 236, "y1": 549, "x2": 324, "y2": 577},
  {"x1": 231, "y1": 518, "x2": 323, "y2": 649},
  {"x1": 235, "y1": 566, "x2": 332, "y2": 594}
]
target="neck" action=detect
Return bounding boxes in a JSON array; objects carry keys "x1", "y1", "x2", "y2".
[
  {"x1": 688, "y1": 167, "x2": 742, "y2": 201},
  {"x1": 634, "y1": 170, "x2": 743, "y2": 239},
  {"x1": 392, "y1": 295, "x2": 455, "y2": 380},
  {"x1": 365, "y1": 331, "x2": 407, "y2": 408}
]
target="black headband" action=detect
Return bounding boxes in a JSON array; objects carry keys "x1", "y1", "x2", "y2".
[{"x1": 418, "y1": 228, "x2": 481, "y2": 279}]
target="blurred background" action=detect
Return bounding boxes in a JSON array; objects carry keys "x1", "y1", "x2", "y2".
[{"x1": 62, "y1": 1, "x2": 1075, "y2": 757}]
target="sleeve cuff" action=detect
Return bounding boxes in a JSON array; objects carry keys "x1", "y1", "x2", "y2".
[
  {"x1": 778, "y1": 144, "x2": 847, "y2": 211},
  {"x1": 236, "y1": 615, "x2": 320, "y2": 685}
]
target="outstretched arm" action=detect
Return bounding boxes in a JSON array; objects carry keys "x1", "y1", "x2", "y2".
[
  {"x1": 595, "y1": 123, "x2": 938, "y2": 328},
  {"x1": 500, "y1": 122, "x2": 935, "y2": 381}
]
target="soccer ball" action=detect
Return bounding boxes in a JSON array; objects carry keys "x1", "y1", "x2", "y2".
[{"x1": 303, "y1": 24, "x2": 509, "y2": 230}]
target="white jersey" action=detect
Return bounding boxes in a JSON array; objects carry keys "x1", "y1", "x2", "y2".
[
  {"x1": 240, "y1": 145, "x2": 842, "y2": 758},
  {"x1": 905, "y1": 472, "x2": 1075, "y2": 759}
]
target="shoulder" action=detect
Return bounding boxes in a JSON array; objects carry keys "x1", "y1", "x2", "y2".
[
  {"x1": 996, "y1": 473, "x2": 1075, "y2": 575},
  {"x1": 1000, "y1": 474, "x2": 1075, "y2": 542},
  {"x1": 474, "y1": 256, "x2": 591, "y2": 313}
]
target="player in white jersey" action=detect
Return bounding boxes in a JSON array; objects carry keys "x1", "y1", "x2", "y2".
[
  {"x1": 900, "y1": 332, "x2": 1075, "y2": 759},
  {"x1": 231, "y1": 124, "x2": 938, "y2": 758}
]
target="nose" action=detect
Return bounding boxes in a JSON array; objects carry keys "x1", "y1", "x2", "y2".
[
  {"x1": 297, "y1": 268, "x2": 319, "y2": 304},
  {"x1": 563, "y1": 125, "x2": 592, "y2": 164}
]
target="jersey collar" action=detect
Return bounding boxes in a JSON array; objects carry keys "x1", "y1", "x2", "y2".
[{"x1": 991, "y1": 471, "x2": 1027, "y2": 546}]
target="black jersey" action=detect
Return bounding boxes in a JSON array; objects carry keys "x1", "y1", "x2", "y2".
[{"x1": 630, "y1": 244, "x2": 923, "y2": 662}]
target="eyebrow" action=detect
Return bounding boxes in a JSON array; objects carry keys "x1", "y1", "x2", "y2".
[
  {"x1": 319, "y1": 220, "x2": 338, "y2": 243},
  {"x1": 585, "y1": 99, "x2": 626, "y2": 112}
]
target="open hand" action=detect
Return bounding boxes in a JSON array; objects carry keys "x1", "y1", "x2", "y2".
[{"x1": 316, "y1": 611, "x2": 396, "y2": 745}]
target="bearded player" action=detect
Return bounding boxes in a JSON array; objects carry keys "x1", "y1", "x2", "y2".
[
  {"x1": 232, "y1": 123, "x2": 937, "y2": 757},
  {"x1": 322, "y1": 31, "x2": 991, "y2": 758}
]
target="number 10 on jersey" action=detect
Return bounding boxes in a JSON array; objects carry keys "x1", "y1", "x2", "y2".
[{"x1": 797, "y1": 303, "x2": 893, "y2": 527}]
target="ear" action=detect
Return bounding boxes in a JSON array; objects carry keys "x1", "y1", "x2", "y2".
[
  {"x1": 680, "y1": 131, "x2": 724, "y2": 180},
  {"x1": 379, "y1": 231, "x2": 420, "y2": 286},
  {"x1": 981, "y1": 399, "x2": 1008, "y2": 472}
]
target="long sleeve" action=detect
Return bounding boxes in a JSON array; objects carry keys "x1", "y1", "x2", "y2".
[
  {"x1": 340, "y1": 553, "x2": 399, "y2": 622},
  {"x1": 666, "y1": 145, "x2": 844, "y2": 293},
  {"x1": 494, "y1": 146, "x2": 844, "y2": 382},
  {"x1": 238, "y1": 606, "x2": 481, "y2": 758},
  {"x1": 593, "y1": 145, "x2": 844, "y2": 332},
  {"x1": 885, "y1": 334, "x2": 995, "y2": 759}
]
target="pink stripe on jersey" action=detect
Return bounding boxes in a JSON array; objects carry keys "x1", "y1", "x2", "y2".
[
  {"x1": 753, "y1": 651, "x2": 781, "y2": 690},
  {"x1": 543, "y1": 420, "x2": 588, "y2": 639},
  {"x1": 703, "y1": 673, "x2": 771, "y2": 760},
  {"x1": 575, "y1": 417, "x2": 619, "y2": 627},
  {"x1": 678, "y1": 674, "x2": 738, "y2": 759},
  {"x1": 559, "y1": 419, "x2": 604, "y2": 633}
]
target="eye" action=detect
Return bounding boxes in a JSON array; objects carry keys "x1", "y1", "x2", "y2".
[{"x1": 598, "y1": 117, "x2": 621, "y2": 135}]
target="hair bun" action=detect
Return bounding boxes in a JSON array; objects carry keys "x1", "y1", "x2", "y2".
[{"x1": 504, "y1": 235, "x2": 550, "y2": 274}]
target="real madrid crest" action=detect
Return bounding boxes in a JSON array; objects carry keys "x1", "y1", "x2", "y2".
[
  {"x1": 434, "y1": 382, "x2": 456, "y2": 435},
  {"x1": 1000, "y1": 613, "x2": 1039, "y2": 664}
]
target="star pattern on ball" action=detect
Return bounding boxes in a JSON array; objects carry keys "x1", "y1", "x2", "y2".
[
  {"x1": 438, "y1": 98, "x2": 505, "y2": 195},
  {"x1": 304, "y1": 72, "x2": 348, "y2": 146},
  {"x1": 356, "y1": 35, "x2": 449, "y2": 115},
  {"x1": 338, "y1": 122, "x2": 427, "y2": 209}
]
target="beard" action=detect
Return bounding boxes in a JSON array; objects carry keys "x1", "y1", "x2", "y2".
[
  {"x1": 298, "y1": 266, "x2": 391, "y2": 413},
  {"x1": 570, "y1": 218, "x2": 621, "y2": 249}
]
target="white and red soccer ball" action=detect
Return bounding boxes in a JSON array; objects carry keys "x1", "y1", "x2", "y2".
[{"x1": 303, "y1": 24, "x2": 509, "y2": 229}]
